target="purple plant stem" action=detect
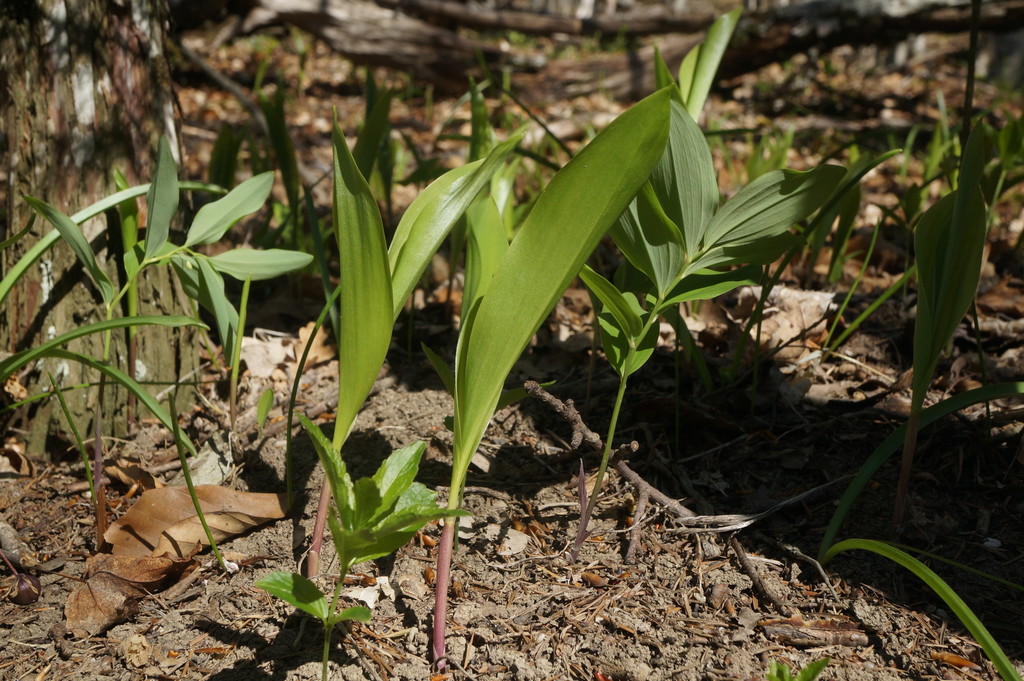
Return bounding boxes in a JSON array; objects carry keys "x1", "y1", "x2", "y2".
[
  {"x1": 305, "y1": 478, "x2": 332, "y2": 578},
  {"x1": 431, "y1": 519, "x2": 457, "y2": 669}
]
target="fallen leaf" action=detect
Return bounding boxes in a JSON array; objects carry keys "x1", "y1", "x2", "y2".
[
  {"x1": 3, "y1": 374, "x2": 28, "y2": 403},
  {"x1": 296, "y1": 321, "x2": 335, "y2": 368},
  {"x1": 1, "y1": 438, "x2": 33, "y2": 477},
  {"x1": 240, "y1": 334, "x2": 292, "y2": 378},
  {"x1": 104, "y1": 458, "x2": 163, "y2": 491},
  {"x1": 65, "y1": 554, "x2": 195, "y2": 635},
  {"x1": 104, "y1": 485, "x2": 287, "y2": 558}
]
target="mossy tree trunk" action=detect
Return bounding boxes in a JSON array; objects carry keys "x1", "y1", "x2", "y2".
[{"x1": 0, "y1": 0, "x2": 199, "y2": 454}]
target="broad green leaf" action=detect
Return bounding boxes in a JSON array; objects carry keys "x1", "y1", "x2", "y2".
[
  {"x1": 299, "y1": 414, "x2": 355, "y2": 525},
  {"x1": 185, "y1": 172, "x2": 274, "y2": 247},
  {"x1": 0, "y1": 316, "x2": 204, "y2": 380},
  {"x1": 451, "y1": 89, "x2": 671, "y2": 500},
  {"x1": 822, "y1": 540, "x2": 1021, "y2": 681},
  {"x1": 144, "y1": 137, "x2": 179, "y2": 260},
  {"x1": 690, "y1": 231, "x2": 803, "y2": 272},
  {"x1": 653, "y1": 47, "x2": 683, "y2": 105},
  {"x1": 656, "y1": 265, "x2": 761, "y2": 312},
  {"x1": 351, "y1": 477, "x2": 384, "y2": 530},
  {"x1": 680, "y1": 8, "x2": 741, "y2": 117},
  {"x1": 207, "y1": 248, "x2": 313, "y2": 281},
  {"x1": 579, "y1": 266, "x2": 642, "y2": 338},
  {"x1": 651, "y1": 101, "x2": 718, "y2": 257},
  {"x1": 328, "y1": 606, "x2": 373, "y2": 626},
  {"x1": 332, "y1": 122, "x2": 394, "y2": 446},
  {"x1": 463, "y1": 196, "x2": 508, "y2": 321},
  {"x1": 371, "y1": 442, "x2": 427, "y2": 524},
  {"x1": 388, "y1": 136, "x2": 520, "y2": 319},
  {"x1": 468, "y1": 80, "x2": 494, "y2": 162},
  {"x1": 255, "y1": 572, "x2": 329, "y2": 622},
  {"x1": 912, "y1": 191, "x2": 986, "y2": 399},
  {"x1": 195, "y1": 256, "x2": 238, "y2": 356},
  {"x1": 702, "y1": 165, "x2": 845, "y2": 250},
  {"x1": 596, "y1": 307, "x2": 658, "y2": 378},
  {"x1": 22, "y1": 196, "x2": 114, "y2": 303},
  {"x1": 4, "y1": 181, "x2": 224, "y2": 310}
]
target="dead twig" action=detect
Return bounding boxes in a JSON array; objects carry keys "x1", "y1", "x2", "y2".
[{"x1": 524, "y1": 381, "x2": 698, "y2": 530}]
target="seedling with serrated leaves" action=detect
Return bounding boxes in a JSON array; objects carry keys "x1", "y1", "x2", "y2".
[{"x1": 258, "y1": 415, "x2": 465, "y2": 681}]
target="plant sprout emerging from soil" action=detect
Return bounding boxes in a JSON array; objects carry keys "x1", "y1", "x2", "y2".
[
  {"x1": 257, "y1": 415, "x2": 464, "y2": 681},
  {"x1": 576, "y1": 94, "x2": 844, "y2": 558},
  {"x1": 430, "y1": 88, "x2": 671, "y2": 668}
]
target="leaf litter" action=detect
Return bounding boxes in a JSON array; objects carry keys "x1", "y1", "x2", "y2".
[{"x1": 1, "y1": 25, "x2": 1024, "y2": 681}]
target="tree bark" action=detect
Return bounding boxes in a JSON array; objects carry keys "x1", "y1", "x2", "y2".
[{"x1": 1, "y1": 0, "x2": 198, "y2": 452}]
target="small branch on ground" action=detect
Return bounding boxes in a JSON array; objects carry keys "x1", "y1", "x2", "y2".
[
  {"x1": 728, "y1": 534, "x2": 792, "y2": 617},
  {"x1": 524, "y1": 381, "x2": 698, "y2": 536}
]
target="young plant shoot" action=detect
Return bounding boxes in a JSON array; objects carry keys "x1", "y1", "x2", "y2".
[
  {"x1": 429, "y1": 88, "x2": 672, "y2": 668},
  {"x1": 577, "y1": 97, "x2": 844, "y2": 558}
]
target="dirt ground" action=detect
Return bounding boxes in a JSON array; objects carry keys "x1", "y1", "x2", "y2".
[{"x1": 2, "y1": 24, "x2": 1024, "y2": 681}]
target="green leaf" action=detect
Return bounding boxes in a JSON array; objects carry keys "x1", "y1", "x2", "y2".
[
  {"x1": 256, "y1": 388, "x2": 274, "y2": 437},
  {"x1": 353, "y1": 90, "x2": 393, "y2": 179},
  {"x1": 299, "y1": 414, "x2": 355, "y2": 525},
  {"x1": 195, "y1": 255, "x2": 239, "y2": 355},
  {"x1": 822, "y1": 540, "x2": 1021, "y2": 681},
  {"x1": 371, "y1": 442, "x2": 427, "y2": 524},
  {"x1": 702, "y1": 165, "x2": 845, "y2": 251},
  {"x1": 679, "y1": 8, "x2": 740, "y2": 117},
  {"x1": 650, "y1": 101, "x2": 718, "y2": 258},
  {"x1": 795, "y1": 659, "x2": 830, "y2": 681},
  {"x1": 579, "y1": 265, "x2": 643, "y2": 338},
  {"x1": 388, "y1": 136, "x2": 520, "y2": 319},
  {"x1": 463, "y1": 196, "x2": 508, "y2": 322},
  {"x1": 144, "y1": 137, "x2": 179, "y2": 260},
  {"x1": 255, "y1": 572, "x2": 329, "y2": 622},
  {"x1": 657, "y1": 265, "x2": 761, "y2": 311},
  {"x1": 421, "y1": 343, "x2": 455, "y2": 395},
  {"x1": 0, "y1": 316, "x2": 204, "y2": 381},
  {"x1": 33, "y1": 348, "x2": 199, "y2": 457},
  {"x1": 596, "y1": 307, "x2": 657, "y2": 378},
  {"x1": 451, "y1": 89, "x2": 671, "y2": 500},
  {"x1": 332, "y1": 122, "x2": 394, "y2": 446},
  {"x1": 912, "y1": 126, "x2": 989, "y2": 403},
  {"x1": 328, "y1": 606, "x2": 373, "y2": 626},
  {"x1": 185, "y1": 172, "x2": 274, "y2": 247},
  {"x1": 207, "y1": 248, "x2": 313, "y2": 281},
  {"x1": 653, "y1": 47, "x2": 681, "y2": 104},
  {"x1": 22, "y1": 196, "x2": 114, "y2": 303},
  {"x1": 819, "y1": 382, "x2": 1024, "y2": 557}
]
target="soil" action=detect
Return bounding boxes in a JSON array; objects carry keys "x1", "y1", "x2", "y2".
[{"x1": 2, "y1": 21, "x2": 1024, "y2": 681}]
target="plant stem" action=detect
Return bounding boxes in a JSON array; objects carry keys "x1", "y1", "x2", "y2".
[
  {"x1": 893, "y1": 408, "x2": 920, "y2": 530},
  {"x1": 431, "y1": 518, "x2": 457, "y2": 669},
  {"x1": 305, "y1": 481, "x2": 332, "y2": 578},
  {"x1": 229, "y1": 275, "x2": 252, "y2": 431},
  {"x1": 571, "y1": 373, "x2": 628, "y2": 560},
  {"x1": 321, "y1": 622, "x2": 333, "y2": 681}
]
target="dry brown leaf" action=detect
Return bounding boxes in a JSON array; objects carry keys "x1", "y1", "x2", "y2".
[
  {"x1": 104, "y1": 485, "x2": 287, "y2": 558},
  {"x1": 64, "y1": 554, "x2": 195, "y2": 635},
  {"x1": 1, "y1": 438, "x2": 33, "y2": 477},
  {"x1": 104, "y1": 458, "x2": 163, "y2": 491},
  {"x1": 296, "y1": 321, "x2": 335, "y2": 368}
]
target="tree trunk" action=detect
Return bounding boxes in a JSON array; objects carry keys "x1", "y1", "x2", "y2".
[{"x1": 1, "y1": 0, "x2": 199, "y2": 453}]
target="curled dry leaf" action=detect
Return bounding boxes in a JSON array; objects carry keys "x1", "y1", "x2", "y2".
[
  {"x1": 65, "y1": 554, "x2": 195, "y2": 635},
  {"x1": 1, "y1": 438, "x2": 33, "y2": 477},
  {"x1": 104, "y1": 458, "x2": 163, "y2": 491},
  {"x1": 104, "y1": 485, "x2": 287, "y2": 558}
]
